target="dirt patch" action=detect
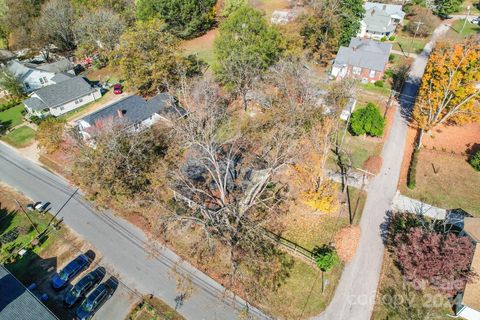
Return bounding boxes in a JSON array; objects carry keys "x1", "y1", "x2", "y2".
[
  {"x1": 181, "y1": 29, "x2": 218, "y2": 51},
  {"x1": 421, "y1": 122, "x2": 480, "y2": 154},
  {"x1": 362, "y1": 155, "x2": 383, "y2": 175},
  {"x1": 335, "y1": 225, "x2": 361, "y2": 262}
]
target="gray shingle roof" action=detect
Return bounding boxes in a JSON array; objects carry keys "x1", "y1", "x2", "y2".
[
  {"x1": 80, "y1": 93, "x2": 185, "y2": 126},
  {"x1": 364, "y1": 2, "x2": 405, "y2": 19},
  {"x1": 5, "y1": 60, "x2": 32, "y2": 81},
  {"x1": 363, "y1": 3, "x2": 405, "y2": 34},
  {"x1": 37, "y1": 58, "x2": 75, "y2": 73},
  {"x1": 0, "y1": 265, "x2": 58, "y2": 320},
  {"x1": 30, "y1": 77, "x2": 97, "y2": 109},
  {"x1": 50, "y1": 72, "x2": 75, "y2": 84},
  {"x1": 333, "y1": 38, "x2": 392, "y2": 71},
  {"x1": 23, "y1": 97, "x2": 48, "y2": 111}
]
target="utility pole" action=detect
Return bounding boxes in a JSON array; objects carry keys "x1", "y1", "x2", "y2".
[
  {"x1": 15, "y1": 200, "x2": 40, "y2": 234},
  {"x1": 409, "y1": 21, "x2": 424, "y2": 57},
  {"x1": 461, "y1": 6, "x2": 471, "y2": 34}
]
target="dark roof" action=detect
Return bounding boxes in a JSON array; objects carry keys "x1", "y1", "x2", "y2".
[
  {"x1": 333, "y1": 38, "x2": 392, "y2": 71},
  {"x1": 0, "y1": 265, "x2": 58, "y2": 320},
  {"x1": 24, "y1": 77, "x2": 97, "y2": 109},
  {"x1": 36, "y1": 58, "x2": 74, "y2": 73},
  {"x1": 79, "y1": 93, "x2": 185, "y2": 126}
]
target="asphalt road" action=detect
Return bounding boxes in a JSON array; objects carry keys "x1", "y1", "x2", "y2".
[
  {"x1": 0, "y1": 141, "x2": 268, "y2": 320},
  {"x1": 313, "y1": 23, "x2": 452, "y2": 320}
]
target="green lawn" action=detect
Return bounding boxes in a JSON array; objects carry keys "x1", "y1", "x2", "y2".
[
  {"x1": 1, "y1": 126, "x2": 36, "y2": 148},
  {"x1": 451, "y1": 19, "x2": 480, "y2": 37},
  {"x1": 400, "y1": 150, "x2": 480, "y2": 216},
  {"x1": 360, "y1": 83, "x2": 391, "y2": 97},
  {"x1": 392, "y1": 34, "x2": 428, "y2": 54},
  {"x1": 0, "y1": 104, "x2": 25, "y2": 130}
]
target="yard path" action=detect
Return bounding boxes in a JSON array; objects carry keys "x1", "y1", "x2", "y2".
[
  {"x1": 312, "y1": 22, "x2": 452, "y2": 320},
  {"x1": 0, "y1": 140, "x2": 269, "y2": 320}
]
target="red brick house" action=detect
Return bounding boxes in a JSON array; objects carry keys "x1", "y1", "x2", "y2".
[{"x1": 331, "y1": 38, "x2": 392, "y2": 83}]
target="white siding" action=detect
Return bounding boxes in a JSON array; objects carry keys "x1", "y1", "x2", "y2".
[
  {"x1": 23, "y1": 70, "x2": 56, "y2": 92},
  {"x1": 49, "y1": 89, "x2": 101, "y2": 117},
  {"x1": 458, "y1": 306, "x2": 480, "y2": 320}
]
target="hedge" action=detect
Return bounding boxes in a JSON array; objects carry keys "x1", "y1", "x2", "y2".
[
  {"x1": 469, "y1": 150, "x2": 480, "y2": 171},
  {"x1": 407, "y1": 148, "x2": 419, "y2": 189},
  {"x1": 0, "y1": 99, "x2": 21, "y2": 112}
]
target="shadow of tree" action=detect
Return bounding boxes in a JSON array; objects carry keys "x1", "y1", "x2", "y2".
[{"x1": 0, "y1": 203, "x2": 16, "y2": 236}]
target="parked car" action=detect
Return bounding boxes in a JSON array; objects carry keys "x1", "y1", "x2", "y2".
[
  {"x1": 75, "y1": 282, "x2": 113, "y2": 320},
  {"x1": 113, "y1": 83, "x2": 122, "y2": 94},
  {"x1": 64, "y1": 267, "x2": 105, "y2": 308},
  {"x1": 51, "y1": 254, "x2": 91, "y2": 290}
]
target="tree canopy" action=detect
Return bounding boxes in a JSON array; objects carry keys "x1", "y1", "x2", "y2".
[
  {"x1": 214, "y1": 5, "x2": 281, "y2": 109},
  {"x1": 115, "y1": 19, "x2": 192, "y2": 96},
  {"x1": 136, "y1": 0, "x2": 216, "y2": 39},
  {"x1": 350, "y1": 102, "x2": 385, "y2": 137},
  {"x1": 413, "y1": 40, "x2": 480, "y2": 131}
]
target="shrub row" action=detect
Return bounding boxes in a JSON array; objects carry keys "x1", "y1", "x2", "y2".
[
  {"x1": 407, "y1": 148, "x2": 419, "y2": 189},
  {"x1": 0, "y1": 99, "x2": 21, "y2": 112}
]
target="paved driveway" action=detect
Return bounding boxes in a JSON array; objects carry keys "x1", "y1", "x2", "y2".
[{"x1": 313, "y1": 23, "x2": 452, "y2": 320}]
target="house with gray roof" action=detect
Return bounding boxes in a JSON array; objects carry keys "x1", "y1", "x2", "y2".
[
  {"x1": 0, "y1": 265, "x2": 58, "y2": 320},
  {"x1": 23, "y1": 76, "x2": 101, "y2": 117},
  {"x1": 76, "y1": 93, "x2": 186, "y2": 139},
  {"x1": 331, "y1": 38, "x2": 392, "y2": 82},
  {"x1": 5, "y1": 58, "x2": 75, "y2": 93},
  {"x1": 358, "y1": 2, "x2": 406, "y2": 39}
]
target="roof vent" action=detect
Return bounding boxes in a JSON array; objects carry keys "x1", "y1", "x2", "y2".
[{"x1": 117, "y1": 109, "x2": 125, "y2": 118}]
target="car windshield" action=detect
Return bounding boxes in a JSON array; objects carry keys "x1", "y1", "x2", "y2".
[
  {"x1": 83, "y1": 299, "x2": 94, "y2": 312},
  {"x1": 59, "y1": 270, "x2": 69, "y2": 281},
  {"x1": 70, "y1": 286, "x2": 81, "y2": 297}
]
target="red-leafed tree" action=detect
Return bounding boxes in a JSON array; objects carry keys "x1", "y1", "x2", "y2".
[{"x1": 394, "y1": 227, "x2": 476, "y2": 296}]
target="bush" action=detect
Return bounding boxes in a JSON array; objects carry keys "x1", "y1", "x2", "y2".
[
  {"x1": 407, "y1": 148, "x2": 419, "y2": 189},
  {"x1": 313, "y1": 245, "x2": 339, "y2": 272},
  {"x1": 388, "y1": 54, "x2": 395, "y2": 62},
  {"x1": 381, "y1": 35, "x2": 387, "y2": 42},
  {"x1": 469, "y1": 150, "x2": 480, "y2": 171},
  {"x1": 350, "y1": 102, "x2": 385, "y2": 137},
  {"x1": 374, "y1": 80, "x2": 384, "y2": 87},
  {"x1": 388, "y1": 35, "x2": 396, "y2": 41}
]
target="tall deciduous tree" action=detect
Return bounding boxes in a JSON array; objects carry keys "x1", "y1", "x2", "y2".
[
  {"x1": 222, "y1": 0, "x2": 248, "y2": 17},
  {"x1": 37, "y1": 0, "x2": 75, "y2": 50},
  {"x1": 395, "y1": 227, "x2": 475, "y2": 296},
  {"x1": 214, "y1": 5, "x2": 281, "y2": 110},
  {"x1": 413, "y1": 40, "x2": 480, "y2": 132},
  {"x1": 339, "y1": 0, "x2": 365, "y2": 46},
  {"x1": 0, "y1": 69, "x2": 24, "y2": 98},
  {"x1": 74, "y1": 9, "x2": 126, "y2": 57},
  {"x1": 136, "y1": 0, "x2": 216, "y2": 39},
  {"x1": 116, "y1": 19, "x2": 190, "y2": 96},
  {"x1": 1, "y1": 0, "x2": 44, "y2": 49},
  {"x1": 36, "y1": 117, "x2": 66, "y2": 154}
]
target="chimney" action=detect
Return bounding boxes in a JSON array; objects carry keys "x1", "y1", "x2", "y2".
[
  {"x1": 117, "y1": 109, "x2": 124, "y2": 118},
  {"x1": 383, "y1": 4, "x2": 387, "y2": 10},
  {"x1": 352, "y1": 46, "x2": 357, "y2": 52}
]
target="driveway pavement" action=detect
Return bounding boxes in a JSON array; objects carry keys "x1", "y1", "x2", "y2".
[
  {"x1": 0, "y1": 141, "x2": 268, "y2": 320},
  {"x1": 312, "y1": 23, "x2": 452, "y2": 320}
]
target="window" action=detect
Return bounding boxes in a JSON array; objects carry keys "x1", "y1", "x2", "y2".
[
  {"x1": 24, "y1": 82, "x2": 30, "y2": 89},
  {"x1": 75, "y1": 98, "x2": 84, "y2": 105},
  {"x1": 60, "y1": 106, "x2": 65, "y2": 111},
  {"x1": 352, "y1": 67, "x2": 361, "y2": 75},
  {"x1": 39, "y1": 78, "x2": 44, "y2": 84},
  {"x1": 369, "y1": 70, "x2": 376, "y2": 78}
]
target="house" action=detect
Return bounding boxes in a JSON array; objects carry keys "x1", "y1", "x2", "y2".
[
  {"x1": 358, "y1": 2, "x2": 406, "y2": 39},
  {"x1": 0, "y1": 265, "x2": 58, "y2": 320},
  {"x1": 5, "y1": 58, "x2": 75, "y2": 93},
  {"x1": 76, "y1": 93, "x2": 186, "y2": 139},
  {"x1": 331, "y1": 38, "x2": 392, "y2": 82},
  {"x1": 271, "y1": 10, "x2": 297, "y2": 25},
  {"x1": 23, "y1": 76, "x2": 101, "y2": 117},
  {"x1": 454, "y1": 218, "x2": 480, "y2": 320}
]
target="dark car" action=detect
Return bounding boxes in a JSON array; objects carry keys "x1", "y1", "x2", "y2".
[
  {"x1": 75, "y1": 282, "x2": 113, "y2": 320},
  {"x1": 113, "y1": 83, "x2": 122, "y2": 94},
  {"x1": 51, "y1": 254, "x2": 91, "y2": 290},
  {"x1": 64, "y1": 267, "x2": 105, "y2": 308}
]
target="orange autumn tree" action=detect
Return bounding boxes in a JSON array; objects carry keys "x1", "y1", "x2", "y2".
[
  {"x1": 292, "y1": 118, "x2": 339, "y2": 213},
  {"x1": 413, "y1": 40, "x2": 480, "y2": 132}
]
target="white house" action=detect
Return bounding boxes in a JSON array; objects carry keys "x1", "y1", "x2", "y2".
[
  {"x1": 23, "y1": 77, "x2": 101, "y2": 117},
  {"x1": 358, "y1": 2, "x2": 406, "y2": 39},
  {"x1": 454, "y1": 218, "x2": 480, "y2": 320},
  {"x1": 76, "y1": 93, "x2": 186, "y2": 140},
  {"x1": 5, "y1": 58, "x2": 75, "y2": 93}
]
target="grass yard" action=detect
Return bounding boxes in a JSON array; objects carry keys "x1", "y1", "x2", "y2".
[
  {"x1": 1, "y1": 125, "x2": 36, "y2": 148},
  {"x1": 181, "y1": 29, "x2": 218, "y2": 66},
  {"x1": 360, "y1": 83, "x2": 391, "y2": 98},
  {"x1": 372, "y1": 250, "x2": 452, "y2": 319},
  {"x1": 260, "y1": 259, "x2": 343, "y2": 319},
  {"x1": 0, "y1": 104, "x2": 25, "y2": 130},
  {"x1": 400, "y1": 150, "x2": 480, "y2": 216},
  {"x1": 392, "y1": 33, "x2": 428, "y2": 54},
  {"x1": 451, "y1": 19, "x2": 480, "y2": 37},
  {"x1": 126, "y1": 296, "x2": 185, "y2": 320}
]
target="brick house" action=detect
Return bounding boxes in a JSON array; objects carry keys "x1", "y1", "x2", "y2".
[{"x1": 331, "y1": 38, "x2": 392, "y2": 83}]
